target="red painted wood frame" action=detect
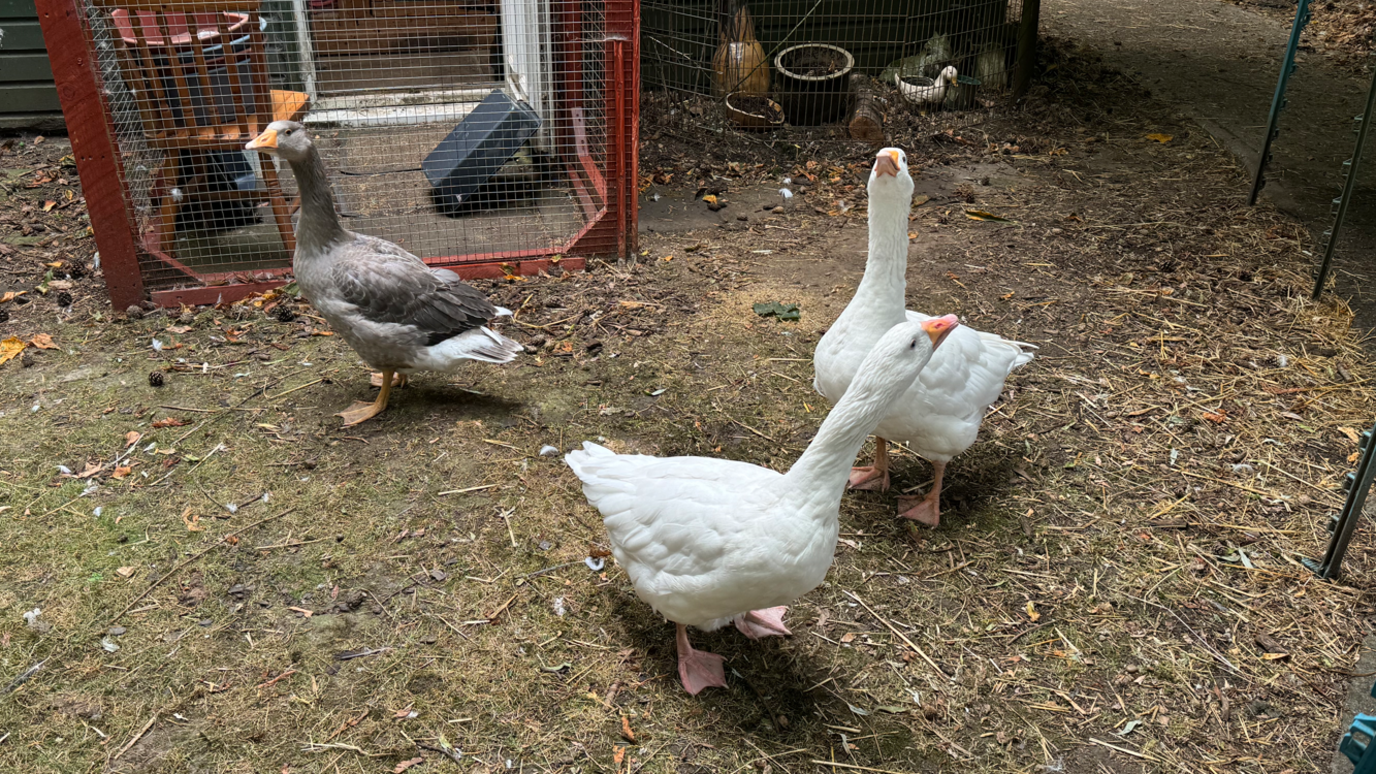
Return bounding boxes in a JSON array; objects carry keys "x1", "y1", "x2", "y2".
[{"x1": 37, "y1": 0, "x2": 639, "y2": 310}]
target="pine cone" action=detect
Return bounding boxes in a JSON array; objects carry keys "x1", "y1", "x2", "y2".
[
  {"x1": 56, "y1": 291, "x2": 73, "y2": 307},
  {"x1": 273, "y1": 305, "x2": 297, "y2": 323},
  {"x1": 148, "y1": 371, "x2": 165, "y2": 387}
]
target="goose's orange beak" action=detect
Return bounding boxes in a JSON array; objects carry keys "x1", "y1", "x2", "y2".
[
  {"x1": 246, "y1": 128, "x2": 278, "y2": 151},
  {"x1": 873, "y1": 149, "x2": 901, "y2": 177},
  {"x1": 919, "y1": 314, "x2": 959, "y2": 348}
]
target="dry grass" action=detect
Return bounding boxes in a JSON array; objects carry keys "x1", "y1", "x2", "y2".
[{"x1": 1, "y1": 40, "x2": 1373, "y2": 774}]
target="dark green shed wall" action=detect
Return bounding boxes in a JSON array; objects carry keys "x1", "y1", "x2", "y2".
[{"x1": 1, "y1": 0, "x2": 64, "y2": 129}]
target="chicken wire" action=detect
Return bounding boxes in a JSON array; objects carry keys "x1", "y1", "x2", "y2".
[
  {"x1": 643, "y1": 0, "x2": 1024, "y2": 122},
  {"x1": 50, "y1": 0, "x2": 636, "y2": 306}
]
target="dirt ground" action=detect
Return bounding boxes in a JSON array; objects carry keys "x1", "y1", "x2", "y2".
[
  {"x1": 2, "y1": 24, "x2": 1375, "y2": 774},
  {"x1": 1045, "y1": 0, "x2": 1376, "y2": 335}
]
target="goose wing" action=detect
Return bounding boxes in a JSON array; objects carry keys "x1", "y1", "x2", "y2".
[{"x1": 332, "y1": 235, "x2": 501, "y2": 346}]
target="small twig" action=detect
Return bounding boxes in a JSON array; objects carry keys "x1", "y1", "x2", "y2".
[
  {"x1": 499, "y1": 508, "x2": 517, "y2": 548},
  {"x1": 254, "y1": 536, "x2": 329, "y2": 550},
  {"x1": 437, "y1": 484, "x2": 499, "y2": 496},
  {"x1": 335, "y1": 647, "x2": 392, "y2": 661},
  {"x1": 255, "y1": 669, "x2": 298, "y2": 689},
  {"x1": 2, "y1": 659, "x2": 46, "y2": 694},
  {"x1": 113, "y1": 713, "x2": 158, "y2": 761},
  {"x1": 301, "y1": 741, "x2": 386, "y2": 757},
  {"x1": 844, "y1": 591, "x2": 952, "y2": 683},
  {"x1": 265, "y1": 378, "x2": 324, "y2": 401},
  {"x1": 1088, "y1": 737, "x2": 1158, "y2": 761},
  {"x1": 812, "y1": 760, "x2": 923, "y2": 774},
  {"x1": 109, "y1": 508, "x2": 294, "y2": 625},
  {"x1": 524, "y1": 561, "x2": 582, "y2": 579}
]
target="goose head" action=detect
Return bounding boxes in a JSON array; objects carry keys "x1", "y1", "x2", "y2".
[
  {"x1": 939, "y1": 65, "x2": 959, "y2": 90},
  {"x1": 869, "y1": 147, "x2": 914, "y2": 200},
  {"x1": 246, "y1": 121, "x2": 313, "y2": 163}
]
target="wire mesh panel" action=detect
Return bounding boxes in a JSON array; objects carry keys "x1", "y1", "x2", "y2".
[
  {"x1": 643, "y1": 0, "x2": 1022, "y2": 124},
  {"x1": 38, "y1": 0, "x2": 638, "y2": 308}
]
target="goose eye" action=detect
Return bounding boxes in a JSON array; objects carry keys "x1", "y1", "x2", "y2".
[{"x1": 909, "y1": 339, "x2": 917, "y2": 349}]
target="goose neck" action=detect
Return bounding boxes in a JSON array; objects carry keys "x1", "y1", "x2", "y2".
[
  {"x1": 854, "y1": 194, "x2": 910, "y2": 307},
  {"x1": 286, "y1": 145, "x2": 347, "y2": 255},
  {"x1": 784, "y1": 369, "x2": 899, "y2": 512}
]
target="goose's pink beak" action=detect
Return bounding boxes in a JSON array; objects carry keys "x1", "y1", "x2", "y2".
[
  {"x1": 873, "y1": 149, "x2": 901, "y2": 177},
  {"x1": 919, "y1": 314, "x2": 959, "y2": 348}
]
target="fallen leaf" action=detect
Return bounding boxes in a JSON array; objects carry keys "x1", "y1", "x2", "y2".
[
  {"x1": 752, "y1": 301, "x2": 801, "y2": 322},
  {"x1": 111, "y1": 466, "x2": 133, "y2": 479},
  {"x1": 42, "y1": 200, "x2": 56, "y2": 212},
  {"x1": 840, "y1": 632, "x2": 857, "y2": 643},
  {"x1": 1145, "y1": 133, "x2": 1173, "y2": 143},
  {"x1": 965, "y1": 209, "x2": 1011, "y2": 222},
  {"x1": 125, "y1": 431, "x2": 142, "y2": 447},
  {"x1": 393, "y1": 706, "x2": 415, "y2": 719},
  {"x1": 116, "y1": 566, "x2": 136, "y2": 577},
  {"x1": 589, "y1": 545, "x2": 612, "y2": 558},
  {"x1": 393, "y1": 757, "x2": 424, "y2": 773},
  {"x1": 166, "y1": 325, "x2": 193, "y2": 335},
  {"x1": 0, "y1": 337, "x2": 25, "y2": 365},
  {"x1": 151, "y1": 417, "x2": 188, "y2": 428},
  {"x1": 1118, "y1": 719, "x2": 1143, "y2": 736},
  {"x1": 181, "y1": 507, "x2": 203, "y2": 532},
  {"x1": 613, "y1": 747, "x2": 626, "y2": 767},
  {"x1": 1338, "y1": 426, "x2": 1361, "y2": 443},
  {"x1": 1202, "y1": 411, "x2": 1228, "y2": 424},
  {"x1": 620, "y1": 716, "x2": 636, "y2": 742},
  {"x1": 75, "y1": 462, "x2": 103, "y2": 479},
  {"x1": 29, "y1": 333, "x2": 57, "y2": 350},
  {"x1": 1025, "y1": 601, "x2": 1040, "y2": 622},
  {"x1": 0, "y1": 291, "x2": 28, "y2": 303},
  {"x1": 288, "y1": 606, "x2": 314, "y2": 618}
]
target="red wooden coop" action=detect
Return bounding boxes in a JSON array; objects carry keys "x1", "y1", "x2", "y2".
[{"x1": 36, "y1": 0, "x2": 639, "y2": 309}]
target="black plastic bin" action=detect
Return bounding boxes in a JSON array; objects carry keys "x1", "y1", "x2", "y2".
[{"x1": 423, "y1": 90, "x2": 542, "y2": 211}]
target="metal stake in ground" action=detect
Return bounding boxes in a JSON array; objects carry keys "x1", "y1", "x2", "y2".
[
  {"x1": 1248, "y1": 0, "x2": 1312, "y2": 206},
  {"x1": 1311, "y1": 59, "x2": 1376, "y2": 299},
  {"x1": 1304, "y1": 420, "x2": 1376, "y2": 579}
]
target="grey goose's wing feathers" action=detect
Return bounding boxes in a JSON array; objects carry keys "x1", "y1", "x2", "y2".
[{"x1": 331, "y1": 234, "x2": 500, "y2": 346}]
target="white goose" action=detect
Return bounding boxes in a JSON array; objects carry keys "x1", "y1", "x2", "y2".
[
  {"x1": 566, "y1": 317, "x2": 956, "y2": 695},
  {"x1": 813, "y1": 148, "x2": 1035, "y2": 528}
]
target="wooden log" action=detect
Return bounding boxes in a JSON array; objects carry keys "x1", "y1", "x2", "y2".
[{"x1": 848, "y1": 72, "x2": 885, "y2": 147}]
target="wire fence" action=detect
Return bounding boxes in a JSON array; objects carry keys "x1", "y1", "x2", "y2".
[
  {"x1": 643, "y1": 0, "x2": 1024, "y2": 124},
  {"x1": 59, "y1": 0, "x2": 635, "y2": 303}
]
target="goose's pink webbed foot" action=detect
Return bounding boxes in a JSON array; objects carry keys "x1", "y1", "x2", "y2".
[
  {"x1": 675, "y1": 623, "x2": 727, "y2": 695},
  {"x1": 898, "y1": 461, "x2": 945, "y2": 528},
  {"x1": 735, "y1": 607, "x2": 791, "y2": 640},
  {"x1": 847, "y1": 438, "x2": 890, "y2": 491}
]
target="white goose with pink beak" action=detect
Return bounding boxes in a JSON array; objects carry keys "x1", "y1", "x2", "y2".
[{"x1": 813, "y1": 147, "x2": 1035, "y2": 528}]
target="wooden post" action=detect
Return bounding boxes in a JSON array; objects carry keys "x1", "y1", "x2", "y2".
[
  {"x1": 36, "y1": 0, "x2": 146, "y2": 309},
  {"x1": 848, "y1": 73, "x2": 885, "y2": 147},
  {"x1": 1012, "y1": 0, "x2": 1041, "y2": 99}
]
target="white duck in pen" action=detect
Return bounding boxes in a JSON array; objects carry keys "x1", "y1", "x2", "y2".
[
  {"x1": 566, "y1": 317, "x2": 957, "y2": 694},
  {"x1": 813, "y1": 148, "x2": 1035, "y2": 528},
  {"x1": 246, "y1": 121, "x2": 521, "y2": 426},
  {"x1": 896, "y1": 65, "x2": 959, "y2": 107}
]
